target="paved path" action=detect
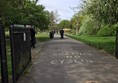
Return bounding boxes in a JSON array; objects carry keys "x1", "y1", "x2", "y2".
[{"x1": 18, "y1": 34, "x2": 118, "y2": 83}]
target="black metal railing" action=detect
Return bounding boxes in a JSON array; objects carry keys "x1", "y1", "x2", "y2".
[
  {"x1": 116, "y1": 28, "x2": 118, "y2": 58},
  {"x1": 0, "y1": 25, "x2": 8, "y2": 83},
  {"x1": 10, "y1": 25, "x2": 31, "y2": 83}
]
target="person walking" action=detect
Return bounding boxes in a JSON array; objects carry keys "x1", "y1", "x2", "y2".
[
  {"x1": 49, "y1": 31, "x2": 54, "y2": 39},
  {"x1": 60, "y1": 29, "x2": 64, "y2": 39},
  {"x1": 49, "y1": 30, "x2": 55, "y2": 39},
  {"x1": 30, "y1": 28, "x2": 36, "y2": 48}
]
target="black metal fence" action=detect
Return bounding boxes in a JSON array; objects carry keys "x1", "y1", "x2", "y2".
[
  {"x1": 0, "y1": 25, "x2": 8, "y2": 83},
  {"x1": 116, "y1": 28, "x2": 118, "y2": 58},
  {"x1": 10, "y1": 25, "x2": 31, "y2": 83}
]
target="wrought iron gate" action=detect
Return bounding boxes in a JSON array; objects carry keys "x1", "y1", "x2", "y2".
[{"x1": 10, "y1": 25, "x2": 31, "y2": 83}]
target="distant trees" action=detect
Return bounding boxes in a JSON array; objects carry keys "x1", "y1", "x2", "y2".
[
  {"x1": 48, "y1": 10, "x2": 61, "y2": 32},
  {"x1": 48, "y1": 11, "x2": 57, "y2": 30},
  {"x1": 58, "y1": 20, "x2": 69, "y2": 29}
]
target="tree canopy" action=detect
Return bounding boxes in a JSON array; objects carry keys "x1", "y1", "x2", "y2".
[
  {"x1": 0, "y1": 0, "x2": 50, "y2": 30},
  {"x1": 69, "y1": 0, "x2": 118, "y2": 36},
  {"x1": 83, "y1": 0, "x2": 118, "y2": 24},
  {"x1": 58, "y1": 20, "x2": 70, "y2": 29}
]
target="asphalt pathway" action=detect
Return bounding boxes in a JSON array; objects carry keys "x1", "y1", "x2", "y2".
[{"x1": 18, "y1": 34, "x2": 118, "y2": 83}]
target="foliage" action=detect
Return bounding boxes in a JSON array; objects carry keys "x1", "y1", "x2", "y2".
[
  {"x1": 72, "y1": 0, "x2": 118, "y2": 36},
  {"x1": 48, "y1": 10, "x2": 60, "y2": 31},
  {"x1": 97, "y1": 25, "x2": 115, "y2": 36},
  {"x1": 69, "y1": 12, "x2": 81, "y2": 29},
  {"x1": 0, "y1": 0, "x2": 26, "y2": 24},
  {"x1": 0, "y1": 0, "x2": 50, "y2": 31},
  {"x1": 69, "y1": 12, "x2": 85, "y2": 35},
  {"x1": 83, "y1": 0, "x2": 118, "y2": 24},
  {"x1": 48, "y1": 11, "x2": 56, "y2": 30},
  {"x1": 79, "y1": 15, "x2": 100, "y2": 35},
  {"x1": 58, "y1": 20, "x2": 70, "y2": 29},
  {"x1": 22, "y1": 1, "x2": 49, "y2": 30}
]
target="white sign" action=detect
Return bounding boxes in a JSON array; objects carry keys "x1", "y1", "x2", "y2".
[{"x1": 23, "y1": 33, "x2": 26, "y2": 41}]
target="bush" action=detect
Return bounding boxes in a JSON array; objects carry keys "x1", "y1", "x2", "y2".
[
  {"x1": 79, "y1": 16, "x2": 99, "y2": 35},
  {"x1": 97, "y1": 24, "x2": 117, "y2": 36}
]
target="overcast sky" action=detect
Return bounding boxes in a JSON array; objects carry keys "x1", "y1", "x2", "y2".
[{"x1": 37, "y1": 0, "x2": 82, "y2": 21}]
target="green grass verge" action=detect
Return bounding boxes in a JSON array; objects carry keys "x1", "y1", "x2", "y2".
[
  {"x1": 0, "y1": 40, "x2": 12, "y2": 78},
  {"x1": 6, "y1": 41, "x2": 12, "y2": 78},
  {"x1": 66, "y1": 34, "x2": 115, "y2": 55},
  {"x1": 36, "y1": 32, "x2": 50, "y2": 42},
  {"x1": 5, "y1": 31, "x2": 9, "y2": 36}
]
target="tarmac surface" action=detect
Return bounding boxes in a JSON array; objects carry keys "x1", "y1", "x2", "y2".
[{"x1": 17, "y1": 34, "x2": 118, "y2": 83}]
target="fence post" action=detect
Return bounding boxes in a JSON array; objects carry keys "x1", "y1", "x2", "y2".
[
  {"x1": 10, "y1": 25, "x2": 16, "y2": 83},
  {"x1": 115, "y1": 28, "x2": 118, "y2": 59},
  {"x1": 0, "y1": 24, "x2": 8, "y2": 83}
]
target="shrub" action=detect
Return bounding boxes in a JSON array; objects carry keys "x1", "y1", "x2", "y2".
[
  {"x1": 79, "y1": 16, "x2": 99, "y2": 35},
  {"x1": 97, "y1": 24, "x2": 117, "y2": 36}
]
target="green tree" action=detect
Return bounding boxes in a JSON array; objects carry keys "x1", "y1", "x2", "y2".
[
  {"x1": 79, "y1": 15, "x2": 100, "y2": 35},
  {"x1": 58, "y1": 20, "x2": 70, "y2": 29},
  {"x1": 22, "y1": 1, "x2": 49, "y2": 30},
  {"x1": 83, "y1": 0, "x2": 118, "y2": 24},
  {"x1": 0, "y1": 0, "x2": 50, "y2": 31},
  {"x1": 69, "y1": 12, "x2": 84, "y2": 35},
  {"x1": 48, "y1": 10, "x2": 60, "y2": 31}
]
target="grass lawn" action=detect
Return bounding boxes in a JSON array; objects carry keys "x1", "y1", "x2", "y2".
[
  {"x1": 66, "y1": 34, "x2": 116, "y2": 55},
  {"x1": 36, "y1": 32, "x2": 50, "y2": 42},
  {"x1": 6, "y1": 40, "x2": 12, "y2": 78}
]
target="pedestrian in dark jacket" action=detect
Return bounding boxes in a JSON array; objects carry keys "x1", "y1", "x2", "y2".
[
  {"x1": 60, "y1": 29, "x2": 64, "y2": 39},
  {"x1": 49, "y1": 30, "x2": 55, "y2": 39},
  {"x1": 30, "y1": 28, "x2": 36, "y2": 48},
  {"x1": 49, "y1": 31, "x2": 53, "y2": 39}
]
